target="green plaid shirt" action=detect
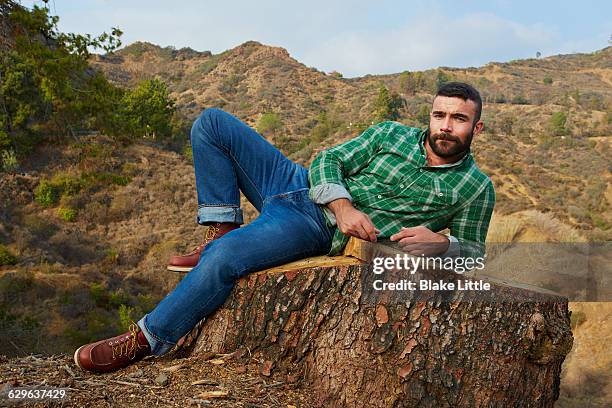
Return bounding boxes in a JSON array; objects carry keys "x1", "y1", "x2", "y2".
[{"x1": 308, "y1": 121, "x2": 495, "y2": 258}]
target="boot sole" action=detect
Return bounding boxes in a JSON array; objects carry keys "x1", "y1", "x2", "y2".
[
  {"x1": 167, "y1": 265, "x2": 193, "y2": 272},
  {"x1": 74, "y1": 345, "x2": 85, "y2": 369}
]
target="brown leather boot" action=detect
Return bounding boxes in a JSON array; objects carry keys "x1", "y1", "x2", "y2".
[
  {"x1": 167, "y1": 222, "x2": 239, "y2": 272},
  {"x1": 74, "y1": 322, "x2": 151, "y2": 373}
]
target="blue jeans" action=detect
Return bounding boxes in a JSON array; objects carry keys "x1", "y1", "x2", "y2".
[{"x1": 138, "y1": 108, "x2": 334, "y2": 355}]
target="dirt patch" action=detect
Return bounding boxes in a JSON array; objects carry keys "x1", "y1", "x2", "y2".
[{"x1": 0, "y1": 352, "x2": 317, "y2": 407}]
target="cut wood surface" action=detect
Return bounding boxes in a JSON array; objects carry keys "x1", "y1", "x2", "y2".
[{"x1": 182, "y1": 238, "x2": 573, "y2": 408}]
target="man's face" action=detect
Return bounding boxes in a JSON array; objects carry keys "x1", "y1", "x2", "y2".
[{"x1": 427, "y1": 96, "x2": 483, "y2": 158}]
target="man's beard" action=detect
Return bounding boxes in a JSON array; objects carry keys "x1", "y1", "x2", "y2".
[{"x1": 427, "y1": 129, "x2": 473, "y2": 158}]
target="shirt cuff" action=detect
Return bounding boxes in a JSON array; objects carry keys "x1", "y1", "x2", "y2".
[
  {"x1": 440, "y1": 235, "x2": 460, "y2": 258},
  {"x1": 308, "y1": 183, "x2": 352, "y2": 204}
]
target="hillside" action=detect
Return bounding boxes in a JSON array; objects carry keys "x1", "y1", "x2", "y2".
[
  {"x1": 0, "y1": 33, "x2": 610, "y2": 407},
  {"x1": 91, "y1": 41, "x2": 612, "y2": 239}
]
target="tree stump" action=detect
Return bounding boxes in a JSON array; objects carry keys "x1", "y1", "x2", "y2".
[{"x1": 185, "y1": 239, "x2": 573, "y2": 407}]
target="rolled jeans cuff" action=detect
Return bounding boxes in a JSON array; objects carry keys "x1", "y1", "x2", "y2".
[
  {"x1": 197, "y1": 205, "x2": 244, "y2": 225},
  {"x1": 137, "y1": 315, "x2": 176, "y2": 356}
]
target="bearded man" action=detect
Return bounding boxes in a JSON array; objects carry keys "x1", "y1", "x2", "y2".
[{"x1": 74, "y1": 81, "x2": 495, "y2": 373}]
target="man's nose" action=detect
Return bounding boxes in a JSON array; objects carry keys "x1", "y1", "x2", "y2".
[{"x1": 440, "y1": 117, "x2": 452, "y2": 132}]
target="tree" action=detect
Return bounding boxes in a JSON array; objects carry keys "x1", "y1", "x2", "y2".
[
  {"x1": 398, "y1": 71, "x2": 416, "y2": 94},
  {"x1": 0, "y1": 1, "x2": 122, "y2": 159},
  {"x1": 119, "y1": 79, "x2": 176, "y2": 140},
  {"x1": 435, "y1": 69, "x2": 452, "y2": 90},
  {"x1": 412, "y1": 72, "x2": 425, "y2": 92},
  {"x1": 0, "y1": 51, "x2": 46, "y2": 154},
  {"x1": 372, "y1": 86, "x2": 404, "y2": 122}
]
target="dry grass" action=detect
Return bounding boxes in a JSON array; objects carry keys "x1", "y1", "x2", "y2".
[
  {"x1": 486, "y1": 212, "x2": 524, "y2": 243},
  {"x1": 558, "y1": 302, "x2": 612, "y2": 407},
  {"x1": 517, "y1": 210, "x2": 586, "y2": 242}
]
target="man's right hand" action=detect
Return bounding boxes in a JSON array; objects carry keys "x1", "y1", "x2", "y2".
[{"x1": 327, "y1": 198, "x2": 379, "y2": 242}]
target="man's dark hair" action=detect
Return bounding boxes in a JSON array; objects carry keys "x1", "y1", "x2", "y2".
[{"x1": 435, "y1": 82, "x2": 482, "y2": 123}]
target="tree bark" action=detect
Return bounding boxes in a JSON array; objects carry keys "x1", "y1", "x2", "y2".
[{"x1": 183, "y1": 240, "x2": 573, "y2": 408}]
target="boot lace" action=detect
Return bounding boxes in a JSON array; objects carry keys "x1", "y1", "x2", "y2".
[
  {"x1": 111, "y1": 322, "x2": 147, "y2": 360},
  {"x1": 185, "y1": 225, "x2": 220, "y2": 255},
  {"x1": 204, "y1": 224, "x2": 220, "y2": 242}
]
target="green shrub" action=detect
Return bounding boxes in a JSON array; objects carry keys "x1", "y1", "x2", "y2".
[
  {"x1": 52, "y1": 173, "x2": 85, "y2": 196},
  {"x1": 89, "y1": 283, "x2": 132, "y2": 310},
  {"x1": 89, "y1": 283, "x2": 108, "y2": 307},
  {"x1": 0, "y1": 271, "x2": 33, "y2": 293},
  {"x1": 117, "y1": 304, "x2": 135, "y2": 331},
  {"x1": 104, "y1": 248, "x2": 119, "y2": 264},
  {"x1": 23, "y1": 215, "x2": 57, "y2": 239},
  {"x1": 0, "y1": 245, "x2": 18, "y2": 266},
  {"x1": 543, "y1": 76, "x2": 553, "y2": 85},
  {"x1": 511, "y1": 95, "x2": 529, "y2": 105},
  {"x1": 182, "y1": 143, "x2": 193, "y2": 163},
  {"x1": 1, "y1": 149, "x2": 19, "y2": 172},
  {"x1": 57, "y1": 207, "x2": 77, "y2": 222},
  {"x1": 590, "y1": 213, "x2": 610, "y2": 230},
  {"x1": 310, "y1": 111, "x2": 344, "y2": 144},
  {"x1": 82, "y1": 172, "x2": 131, "y2": 187},
  {"x1": 549, "y1": 111, "x2": 568, "y2": 136},
  {"x1": 109, "y1": 289, "x2": 129, "y2": 308},
  {"x1": 34, "y1": 172, "x2": 88, "y2": 207},
  {"x1": 34, "y1": 181, "x2": 61, "y2": 207},
  {"x1": 20, "y1": 316, "x2": 39, "y2": 330},
  {"x1": 73, "y1": 141, "x2": 113, "y2": 160},
  {"x1": 257, "y1": 112, "x2": 283, "y2": 135},
  {"x1": 121, "y1": 162, "x2": 139, "y2": 177}
]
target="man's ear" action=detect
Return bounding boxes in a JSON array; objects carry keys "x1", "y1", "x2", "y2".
[{"x1": 473, "y1": 120, "x2": 484, "y2": 136}]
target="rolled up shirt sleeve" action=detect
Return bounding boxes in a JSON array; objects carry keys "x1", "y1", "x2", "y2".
[{"x1": 309, "y1": 183, "x2": 353, "y2": 204}]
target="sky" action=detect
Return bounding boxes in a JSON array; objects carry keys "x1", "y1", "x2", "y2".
[{"x1": 19, "y1": 0, "x2": 611, "y2": 78}]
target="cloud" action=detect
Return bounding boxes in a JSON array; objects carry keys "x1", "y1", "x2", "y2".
[{"x1": 299, "y1": 12, "x2": 561, "y2": 77}]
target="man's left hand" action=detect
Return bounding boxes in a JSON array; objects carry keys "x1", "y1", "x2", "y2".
[{"x1": 390, "y1": 226, "x2": 450, "y2": 256}]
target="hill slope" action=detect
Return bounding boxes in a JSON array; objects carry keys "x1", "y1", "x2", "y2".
[
  {"x1": 0, "y1": 39, "x2": 610, "y2": 407},
  {"x1": 91, "y1": 42, "x2": 612, "y2": 237}
]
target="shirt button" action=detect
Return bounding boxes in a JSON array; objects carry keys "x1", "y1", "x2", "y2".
[
  {"x1": 438, "y1": 192, "x2": 444, "y2": 197},
  {"x1": 377, "y1": 194, "x2": 382, "y2": 199},
  {"x1": 400, "y1": 184, "x2": 405, "y2": 188}
]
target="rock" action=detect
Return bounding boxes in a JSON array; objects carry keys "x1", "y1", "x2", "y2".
[
  {"x1": 154, "y1": 373, "x2": 169, "y2": 387},
  {"x1": 127, "y1": 368, "x2": 144, "y2": 378}
]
